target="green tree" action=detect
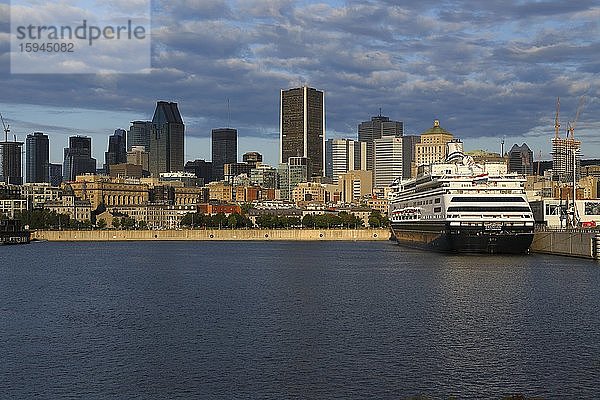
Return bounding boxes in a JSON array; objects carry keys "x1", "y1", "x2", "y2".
[
  {"x1": 15, "y1": 209, "x2": 72, "y2": 230},
  {"x1": 112, "y1": 218, "x2": 121, "y2": 229},
  {"x1": 302, "y1": 214, "x2": 314, "y2": 228},
  {"x1": 70, "y1": 219, "x2": 92, "y2": 229},
  {"x1": 368, "y1": 214, "x2": 380, "y2": 228},
  {"x1": 227, "y1": 214, "x2": 237, "y2": 228},
  {"x1": 256, "y1": 214, "x2": 273, "y2": 228},
  {"x1": 287, "y1": 216, "x2": 301, "y2": 227},
  {"x1": 240, "y1": 203, "x2": 253, "y2": 215},
  {"x1": 211, "y1": 213, "x2": 227, "y2": 229},
  {"x1": 121, "y1": 216, "x2": 136, "y2": 230},
  {"x1": 368, "y1": 210, "x2": 389, "y2": 228},
  {"x1": 97, "y1": 218, "x2": 107, "y2": 229},
  {"x1": 180, "y1": 212, "x2": 207, "y2": 228}
]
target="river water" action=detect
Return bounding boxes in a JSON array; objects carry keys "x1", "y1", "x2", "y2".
[{"x1": 1, "y1": 241, "x2": 599, "y2": 398}]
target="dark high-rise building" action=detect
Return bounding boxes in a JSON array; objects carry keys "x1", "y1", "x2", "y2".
[
  {"x1": 280, "y1": 86, "x2": 325, "y2": 178},
  {"x1": 224, "y1": 162, "x2": 253, "y2": 183},
  {"x1": 243, "y1": 151, "x2": 263, "y2": 168},
  {"x1": 401, "y1": 135, "x2": 420, "y2": 179},
  {"x1": 63, "y1": 136, "x2": 96, "y2": 181},
  {"x1": 184, "y1": 159, "x2": 213, "y2": 184},
  {"x1": 149, "y1": 101, "x2": 185, "y2": 176},
  {"x1": 49, "y1": 163, "x2": 63, "y2": 186},
  {"x1": 104, "y1": 129, "x2": 127, "y2": 172},
  {"x1": 508, "y1": 143, "x2": 534, "y2": 175},
  {"x1": 358, "y1": 114, "x2": 403, "y2": 171},
  {"x1": 26, "y1": 132, "x2": 50, "y2": 183},
  {"x1": 211, "y1": 128, "x2": 237, "y2": 181},
  {"x1": 0, "y1": 140, "x2": 23, "y2": 185},
  {"x1": 128, "y1": 121, "x2": 151, "y2": 152}
]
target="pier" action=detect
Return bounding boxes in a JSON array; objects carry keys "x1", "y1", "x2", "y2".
[
  {"x1": 530, "y1": 228, "x2": 600, "y2": 260},
  {"x1": 31, "y1": 228, "x2": 391, "y2": 242}
]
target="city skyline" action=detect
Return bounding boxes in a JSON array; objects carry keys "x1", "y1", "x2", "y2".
[
  {"x1": 3, "y1": 99, "x2": 600, "y2": 177},
  {"x1": 0, "y1": 1, "x2": 598, "y2": 167}
]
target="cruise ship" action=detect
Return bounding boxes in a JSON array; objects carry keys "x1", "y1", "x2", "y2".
[{"x1": 388, "y1": 143, "x2": 534, "y2": 254}]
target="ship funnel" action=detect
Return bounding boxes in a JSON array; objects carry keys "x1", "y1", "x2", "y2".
[{"x1": 446, "y1": 139, "x2": 464, "y2": 162}]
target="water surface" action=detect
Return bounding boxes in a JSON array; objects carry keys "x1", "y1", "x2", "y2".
[{"x1": 1, "y1": 241, "x2": 599, "y2": 398}]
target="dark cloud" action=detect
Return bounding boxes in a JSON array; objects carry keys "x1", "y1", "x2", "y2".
[{"x1": 0, "y1": 0, "x2": 599, "y2": 159}]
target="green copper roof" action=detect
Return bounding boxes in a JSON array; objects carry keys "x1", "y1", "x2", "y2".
[{"x1": 421, "y1": 119, "x2": 452, "y2": 135}]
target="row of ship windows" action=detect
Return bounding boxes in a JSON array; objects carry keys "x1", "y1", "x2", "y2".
[
  {"x1": 400, "y1": 197, "x2": 442, "y2": 208},
  {"x1": 450, "y1": 197, "x2": 525, "y2": 203},
  {"x1": 447, "y1": 206, "x2": 531, "y2": 212},
  {"x1": 449, "y1": 190, "x2": 522, "y2": 194},
  {"x1": 447, "y1": 215, "x2": 531, "y2": 219}
]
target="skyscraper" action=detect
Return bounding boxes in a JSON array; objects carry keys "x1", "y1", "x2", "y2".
[
  {"x1": 104, "y1": 129, "x2": 127, "y2": 172},
  {"x1": 552, "y1": 137, "x2": 580, "y2": 182},
  {"x1": 278, "y1": 156, "x2": 309, "y2": 200},
  {"x1": 508, "y1": 143, "x2": 534, "y2": 175},
  {"x1": 63, "y1": 136, "x2": 96, "y2": 181},
  {"x1": 358, "y1": 114, "x2": 403, "y2": 171},
  {"x1": 184, "y1": 159, "x2": 213, "y2": 184},
  {"x1": 401, "y1": 135, "x2": 421, "y2": 180},
  {"x1": 280, "y1": 86, "x2": 325, "y2": 178},
  {"x1": 149, "y1": 101, "x2": 184, "y2": 176},
  {"x1": 127, "y1": 146, "x2": 150, "y2": 172},
  {"x1": 0, "y1": 140, "x2": 23, "y2": 185},
  {"x1": 243, "y1": 151, "x2": 263, "y2": 168},
  {"x1": 374, "y1": 136, "x2": 403, "y2": 188},
  {"x1": 212, "y1": 128, "x2": 237, "y2": 181},
  {"x1": 128, "y1": 121, "x2": 151, "y2": 152},
  {"x1": 49, "y1": 163, "x2": 63, "y2": 186},
  {"x1": 26, "y1": 132, "x2": 50, "y2": 183},
  {"x1": 325, "y1": 138, "x2": 367, "y2": 184}
]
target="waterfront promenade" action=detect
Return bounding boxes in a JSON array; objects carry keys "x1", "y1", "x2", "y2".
[{"x1": 31, "y1": 228, "x2": 391, "y2": 242}]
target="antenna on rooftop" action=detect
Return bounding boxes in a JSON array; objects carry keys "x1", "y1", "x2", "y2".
[
  {"x1": 554, "y1": 97, "x2": 560, "y2": 139},
  {"x1": 227, "y1": 98, "x2": 231, "y2": 128}
]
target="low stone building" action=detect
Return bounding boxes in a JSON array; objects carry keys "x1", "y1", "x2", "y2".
[
  {"x1": 366, "y1": 197, "x2": 388, "y2": 215},
  {"x1": 0, "y1": 199, "x2": 27, "y2": 219},
  {"x1": 68, "y1": 174, "x2": 149, "y2": 209},
  {"x1": 207, "y1": 182, "x2": 233, "y2": 202},
  {"x1": 20, "y1": 183, "x2": 63, "y2": 209},
  {"x1": 44, "y1": 194, "x2": 91, "y2": 222},
  {"x1": 292, "y1": 182, "x2": 327, "y2": 205}
]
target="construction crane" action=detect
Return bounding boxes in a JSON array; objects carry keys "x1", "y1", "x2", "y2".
[
  {"x1": 0, "y1": 113, "x2": 9, "y2": 142},
  {"x1": 566, "y1": 95, "x2": 586, "y2": 139}
]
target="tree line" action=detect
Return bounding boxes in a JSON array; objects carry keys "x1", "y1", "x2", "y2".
[
  {"x1": 181, "y1": 210, "x2": 388, "y2": 229},
  {"x1": 11, "y1": 208, "x2": 388, "y2": 230},
  {"x1": 14, "y1": 209, "x2": 91, "y2": 229}
]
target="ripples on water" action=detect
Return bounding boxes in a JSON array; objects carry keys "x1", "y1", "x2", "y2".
[{"x1": 1, "y1": 241, "x2": 599, "y2": 399}]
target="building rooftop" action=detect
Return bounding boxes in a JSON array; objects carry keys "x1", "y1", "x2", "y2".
[{"x1": 421, "y1": 119, "x2": 452, "y2": 136}]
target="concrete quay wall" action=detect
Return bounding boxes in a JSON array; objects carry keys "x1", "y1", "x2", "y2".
[
  {"x1": 530, "y1": 231, "x2": 596, "y2": 259},
  {"x1": 32, "y1": 228, "x2": 391, "y2": 242}
]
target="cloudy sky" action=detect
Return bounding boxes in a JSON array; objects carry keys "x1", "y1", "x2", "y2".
[{"x1": 1, "y1": 0, "x2": 599, "y2": 166}]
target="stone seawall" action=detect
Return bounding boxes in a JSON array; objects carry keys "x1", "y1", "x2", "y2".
[
  {"x1": 530, "y1": 231, "x2": 596, "y2": 259},
  {"x1": 32, "y1": 228, "x2": 392, "y2": 242}
]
